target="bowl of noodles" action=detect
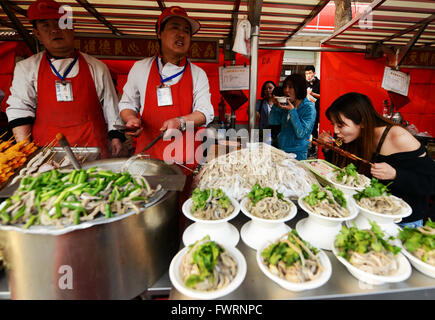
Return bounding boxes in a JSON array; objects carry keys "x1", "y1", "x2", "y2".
[
  {"x1": 257, "y1": 230, "x2": 332, "y2": 291},
  {"x1": 239, "y1": 184, "x2": 297, "y2": 250},
  {"x1": 240, "y1": 183, "x2": 297, "y2": 223},
  {"x1": 350, "y1": 178, "x2": 412, "y2": 236},
  {"x1": 325, "y1": 163, "x2": 371, "y2": 196},
  {"x1": 182, "y1": 188, "x2": 240, "y2": 224},
  {"x1": 332, "y1": 222, "x2": 412, "y2": 285},
  {"x1": 169, "y1": 236, "x2": 247, "y2": 299},
  {"x1": 295, "y1": 184, "x2": 359, "y2": 251},
  {"x1": 397, "y1": 219, "x2": 435, "y2": 279},
  {"x1": 181, "y1": 188, "x2": 241, "y2": 247}
]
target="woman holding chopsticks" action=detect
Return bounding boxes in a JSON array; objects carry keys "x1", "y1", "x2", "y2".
[{"x1": 318, "y1": 92, "x2": 435, "y2": 228}]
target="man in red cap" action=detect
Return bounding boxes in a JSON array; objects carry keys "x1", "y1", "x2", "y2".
[
  {"x1": 119, "y1": 6, "x2": 214, "y2": 171},
  {"x1": 6, "y1": 0, "x2": 124, "y2": 158}
]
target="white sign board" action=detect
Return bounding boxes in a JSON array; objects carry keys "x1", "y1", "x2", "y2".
[
  {"x1": 381, "y1": 67, "x2": 410, "y2": 96},
  {"x1": 219, "y1": 66, "x2": 250, "y2": 91}
]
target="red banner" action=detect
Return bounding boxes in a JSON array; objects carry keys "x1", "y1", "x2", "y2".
[{"x1": 75, "y1": 37, "x2": 218, "y2": 62}]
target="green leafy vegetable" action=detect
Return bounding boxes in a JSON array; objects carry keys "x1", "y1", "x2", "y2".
[
  {"x1": 190, "y1": 188, "x2": 231, "y2": 213},
  {"x1": 303, "y1": 184, "x2": 347, "y2": 208},
  {"x1": 353, "y1": 178, "x2": 393, "y2": 201},
  {"x1": 261, "y1": 230, "x2": 318, "y2": 267},
  {"x1": 398, "y1": 219, "x2": 435, "y2": 262},
  {"x1": 185, "y1": 236, "x2": 224, "y2": 288},
  {"x1": 334, "y1": 163, "x2": 360, "y2": 185},
  {"x1": 247, "y1": 183, "x2": 285, "y2": 206},
  {"x1": 335, "y1": 221, "x2": 401, "y2": 261}
]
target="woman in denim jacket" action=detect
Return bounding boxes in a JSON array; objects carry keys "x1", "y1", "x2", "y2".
[{"x1": 268, "y1": 74, "x2": 316, "y2": 160}]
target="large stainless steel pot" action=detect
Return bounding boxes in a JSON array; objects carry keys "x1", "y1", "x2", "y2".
[{"x1": 0, "y1": 158, "x2": 184, "y2": 300}]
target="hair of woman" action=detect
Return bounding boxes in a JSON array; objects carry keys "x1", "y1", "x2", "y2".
[{"x1": 282, "y1": 74, "x2": 307, "y2": 100}]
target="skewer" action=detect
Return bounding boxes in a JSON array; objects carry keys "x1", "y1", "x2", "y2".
[
  {"x1": 308, "y1": 139, "x2": 373, "y2": 166},
  {"x1": 81, "y1": 152, "x2": 91, "y2": 164},
  {"x1": 0, "y1": 131, "x2": 8, "y2": 140}
]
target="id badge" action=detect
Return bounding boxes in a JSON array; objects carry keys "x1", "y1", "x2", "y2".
[
  {"x1": 55, "y1": 80, "x2": 74, "y2": 102},
  {"x1": 156, "y1": 85, "x2": 173, "y2": 106}
]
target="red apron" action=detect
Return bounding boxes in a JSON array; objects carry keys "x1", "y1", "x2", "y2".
[
  {"x1": 135, "y1": 57, "x2": 202, "y2": 172},
  {"x1": 33, "y1": 52, "x2": 109, "y2": 158}
]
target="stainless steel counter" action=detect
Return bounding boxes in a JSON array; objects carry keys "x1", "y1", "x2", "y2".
[{"x1": 170, "y1": 212, "x2": 435, "y2": 300}]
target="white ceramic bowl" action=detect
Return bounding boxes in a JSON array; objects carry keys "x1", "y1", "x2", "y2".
[
  {"x1": 296, "y1": 193, "x2": 359, "y2": 251},
  {"x1": 239, "y1": 197, "x2": 297, "y2": 250},
  {"x1": 240, "y1": 197, "x2": 297, "y2": 224},
  {"x1": 276, "y1": 96, "x2": 287, "y2": 104},
  {"x1": 169, "y1": 244, "x2": 247, "y2": 299},
  {"x1": 257, "y1": 236, "x2": 332, "y2": 291},
  {"x1": 182, "y1": 196, "x2": 240, "y2": 247},
  {"x1": 332, "y1": 246, "x2": 412, "y2": 285},
  {"x1": 399, "y1": 244, "x2": 435, "y2": 279},
  {"x1": 325, "y1": 172, "x2": 370, "y2": 196},
  {"x1": 351, "y1": 195, "x2": 412, "y2": 237},
  {"x1": 182, "y1": 195, "x2": 240, "y2": 224},
  {"x1": 353, "y1": 195, "x2": 412, "y2": 221}
]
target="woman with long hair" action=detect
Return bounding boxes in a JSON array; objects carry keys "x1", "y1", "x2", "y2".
[
  {"x1": 268, "y1": 74, "x2": 316, "y2": 160},
  {"x1": 318, "y1": 92, "x2": 435, "y2": 227}
]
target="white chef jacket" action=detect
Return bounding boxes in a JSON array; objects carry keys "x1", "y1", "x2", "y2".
[
  {"x1": 118, "y1": 56, "x2": 214, "y2": 126},
  {"x1": 6, "y1": 51, "x2": 122, "y2": 131}
]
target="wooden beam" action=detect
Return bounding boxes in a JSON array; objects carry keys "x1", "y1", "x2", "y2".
[
  {"x1": 156, "y1": 0, "x2": 165, "y2": 12},
  {"x1": 379, "y1": 14, "x2": 435, "y2": 43},
  {"x1": 0, "y1": 0, "x2": 36, "y2": 53},
  {"x1": 396, "y1": 23, "x2": 429, "y2": 67},
  {"x1": 247, "y1": 0, "x2": 262, "y2": 27},
  {"x1": 6, "y1": 1, "x2": 27, "y2": 17},
  {"x1": 285, "y1": 0, "x2": 329, "y2": 43},
  {"x1": 0, "y1": 17, "x2": 15, "y2": 29},
  {"x1": 75, "y1": 0, "x2": 123, "y2": 36}
]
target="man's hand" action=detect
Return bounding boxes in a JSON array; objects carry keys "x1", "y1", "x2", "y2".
[
  {"x1": 160, "y1": 118, "x2": 181, "y2": 139},
  {"x1": 110, "y1": 138, "x2": 123, "y2": 157},
  {"x1": 120, "y1": 109, "x2": 143, "y2": 137},
  {"x1": 124, "y1": 118, "x2": 143, "y2": 137}
]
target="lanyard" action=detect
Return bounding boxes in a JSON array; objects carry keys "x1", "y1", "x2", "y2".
[
  {"x1": 155, "y1": 56, "x2": 188, "y2": 85},
  {"x1": 46, "y1": 53, "x2": 79, "y2": 83}
]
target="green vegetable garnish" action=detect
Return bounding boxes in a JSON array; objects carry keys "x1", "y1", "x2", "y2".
[
  {"x1": 261, "y1": 230, "x2": 318, "y2": 266},
  {"x1": 190, "y1": 188, "x2": 231, "y2": 213},
  {"x1": 335, "y1": 221, "x2": 401, "y2": 261},
  {"x1": 398, "y1": 219, "x2": 435, "y2": 262},
  {"x1": 303, "y1": 184, "x2": 347, "y2": 208},
  {"x1": 247, "y1": 183, "x2": 285, "y2": 206},
  {"x1": 185, "y1": 236, "x2": 224, "y2": 288},
  {"x1": 334, "y1": 163, "x2": 360, "y2": 185},
  {"x1": 353, "y1": 178, "x2": 393, "y2": 201}
]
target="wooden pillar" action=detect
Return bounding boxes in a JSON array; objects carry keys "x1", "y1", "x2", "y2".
[{"x1": 334, "y1": 0, "x2": 352, "y2": 31}]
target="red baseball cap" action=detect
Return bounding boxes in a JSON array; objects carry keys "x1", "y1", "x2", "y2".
[
  {"x1": 157, "y1": 6, "x2": 200, "y2": 35},
  {"x1": 28, "y1": 0, "x2": 63, "y2": 22}
]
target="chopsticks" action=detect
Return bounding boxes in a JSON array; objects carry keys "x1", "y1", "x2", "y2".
[{"x1": 308, "y1": 138, "x2": 373, "y2": 166}]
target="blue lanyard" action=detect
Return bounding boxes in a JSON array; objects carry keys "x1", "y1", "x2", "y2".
[
  {"x1": 46, "y1": 53, "x2": 79, "y2": 83},
  {"x1": 155, "y1": 56, "x2": 188, "y2": 85}
]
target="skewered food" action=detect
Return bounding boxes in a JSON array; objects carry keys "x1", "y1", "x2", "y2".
[
  {"x1": 353, "y1": 178, "x2": 406, "y2": 215},
  {"x1": 398, "y1": 219, "x2": 435, "y2": 266},
  {"x1": 335, "y1": 222, "x2": 401, "y2": 276},
  {"x1": 0, "y1": 139, "x2": 38, "y2": 185},
  {"x1": 0, "y1": 167, "x2": 160, "y2": 229},
  {"x1": 196, "y1": 143, "x2": 318, "y2": 200},
  {"x1": 261, "y1": 230, "x2": 323, "y2": 283},
  {"x1": 331, "y1": 163, "x2": 370, "y2": 188},
  {"x1": 245, "y1": 183, "x2": 294, "y2": 220},
  {"x1": 190, "y1": 188, "x2": 234, "y2": 220},
  {"x1": 302, "y1": 184, "x2": 349, "y2": 218},
  {"x1": 310, "y1": 138, "x2": 372, "y2": 165},
  {"x1": 179, "y1": 236, "x2": 238, "y2": 291}
]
